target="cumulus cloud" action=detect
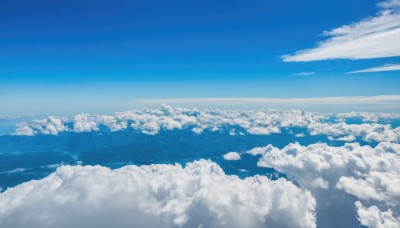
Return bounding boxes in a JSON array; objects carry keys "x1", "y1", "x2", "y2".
[
  {"x1": 12, "y1": 105, "x2": 400, "y2": 143},
  {"x1": 336, "y1": 111, "x2": 400, "y2": 122},
  {"x1": 248, "y1": 142, "x2": 400, "y2": 227},
  {"x1": 14, "y1": 116, "x2": 68, "y2": 136},
  {"x1": 355, "y1": 201, "x2": 400, "y2": 228},
  {"x1": 308, "y1": 122, "x2": 400, "y2": 142},
  {"x1": 223, "y1": 152, "x2": 241, "y2": 161},
  {"x1": 13, "y1": 105, "x2": 327, "y2": 137},
  {"x1": 282, "y1": 0, "x2": 400, "y2": 61},
  {"x1": 0, "y1": 160, "x2": 316, "y2": 228},
  {"x1": 347, "y1": 63, "x2": 400, "y2": 74}
]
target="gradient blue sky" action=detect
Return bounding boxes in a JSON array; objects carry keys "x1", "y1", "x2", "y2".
[{"x1": 1, "y1": 0, "x2": 399, "y2": 116}]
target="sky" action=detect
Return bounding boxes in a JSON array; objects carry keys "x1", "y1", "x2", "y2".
[{"x1": 1, "y1": 0, "x2": 399, "y2": 116}]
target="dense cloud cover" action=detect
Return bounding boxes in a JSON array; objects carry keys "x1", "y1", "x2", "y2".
[
  {"x1": 0, "y1": 160, "x2": 316, "y2": 228},
  {"x1": 249, "y1": 142, "x2": 400, "y2": 227},
  {"x1": 6, "y1": 106, "x2": 400, "y2": 227},
  {"x1": 13, "y1": 105, "x2": 400, "y2": 143}
]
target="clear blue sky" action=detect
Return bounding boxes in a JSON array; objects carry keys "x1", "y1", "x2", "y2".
[{"x1": 1, "y1": 0, "x2": 399, "y2": 115}]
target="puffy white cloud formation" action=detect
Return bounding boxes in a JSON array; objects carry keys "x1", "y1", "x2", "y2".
[
  {"x1": 13, "y1": 105, "x2": 400, "y2": 143},
  {"x1": 0, "y1": 160, "x2": 316, "y2": 228},
  {"x1": 355, "y1": 201, "x2": 400, "y2": 228},
  {"x1": 14, "y1": 116, "x2": 68, "y2": 136},
  {"x1": 13, "y1": 105, "x2": 325, "y2": 136},
  {"x1": 282, "y1": 0, "x2": 400, "y2": 61},
  {"x1": 223, "y1": 152, "x2": 241, "y2": 160},
  {"x1": 336, "y1": 111, "x2": 400, "y2": 123},
  {"x1": 309, "y1": 122, "x2": 400, "y2": 142},
  {"x1": 249, "y1": 142, "x2": 400, "y2": 227}
]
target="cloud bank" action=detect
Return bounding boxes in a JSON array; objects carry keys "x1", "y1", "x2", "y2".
[
  {"x1": 282, "y1": 0, "x2": 400, "y2": 62},
  {"x1": 13, "y1": 105, "x2": 400, "y2": 143},
  {"x1": 0, "y1": 160, "x2": 316, "y2": 228},
  {"x1": 249, "y1": 142, "x2": 400, "y2": 227}
]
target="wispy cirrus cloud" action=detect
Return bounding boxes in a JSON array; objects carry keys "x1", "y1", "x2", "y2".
[
  {"x1": 132, "y1": 95, "x2": 400, "y2": 112},
  {"x1": 294, "y1": 72, "x2": 315, "y2": 76},
  {"x1": 347, "y1": 63, "x2": 400, "y2": 74},
  {"x1": 282, "y1": 0, "x2": 400, "y2": 62}
]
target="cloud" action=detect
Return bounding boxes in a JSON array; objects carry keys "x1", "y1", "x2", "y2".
[
  {"x1": 282, "y1": 0, "x2": 400, "y2": 62},
  {"x1": 378, "y1": 0, "x2": 400, "y2": 9},
  {"x1": 347, "y1": 63, "x2": 400, "y2": 74},
  {"x1": 13, "y1": 105, "x2": 327, "y2": 137},
  {"x1": 355, "y1": 201, "x2": 400, "y2": 228},
  {"x1": 248, "y1": 142, "x2": 400, "y2": 227},
  {"x1": 294, "y1": 72, "x2": 315, "y2": 76},
  {"x1": 223, "y1": 152, "x2": 241, "y2": 161},
  {"x1": 308, "y1": 122, "x2": 400, "y2": 142},
  {"x1": 336, "y1": 111, "x2": 400, "y2": 122},
  {"x1": 12, "y1": 105, "x2": 400, "y2": 143},
  {"x1": 131, "y1": 95, "x2": 400, "y2": 112},
  {"x1": 14, "y1": 116, "x2": 68, "y2": 136},
  {"x1": 0, "y1": 160, "x2": 316, "y2": 228}
]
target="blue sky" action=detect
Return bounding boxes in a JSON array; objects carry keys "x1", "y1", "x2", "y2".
[{"x1": 1, "y1": 0, "x2": 399, "y2": 115}]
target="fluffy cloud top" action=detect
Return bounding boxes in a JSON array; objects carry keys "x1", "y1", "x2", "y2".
[
  {"x1": 13, "y1": 105, "x2": 400, "y2": 143},
  {"x1": 356, "y1": 201, "x2": 400, "y2": 228},
  {"x1": 14, "y1": 116, "x2": 67, "y2": 136},
  {"x1": 0, "y1": 160, "x2": 316, "y2": 228},
  {"x1": 248, "y1": 142, "x2": 400, "y2": 227},
  {"x1": 223, "y1": 152, "x2": 241, "y2": 161},
  {"x1": 282, "y1": 0, "x2": 400, "y2": 61},
  {"x1": 336, "y1": 111, "x2": 400, "y2": 122}
]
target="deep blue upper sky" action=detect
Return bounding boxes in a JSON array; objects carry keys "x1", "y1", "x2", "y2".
[{"x1": 1, "y1": 0, "x2": 399, "y2": 115}]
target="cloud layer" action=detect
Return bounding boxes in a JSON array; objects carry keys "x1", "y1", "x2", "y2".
[
  {"x1": 131, "y1": 95, "x2": 400, "y2": 112},
  {"x1": 282, "y1": 0, "x2": 400, "y2": 62},
  {"x1": 13, "y1": 105, "x2": 400, "y2": 143},
  {"x1": 0, "y1": 160, "x2": 316, "y2": 228}
]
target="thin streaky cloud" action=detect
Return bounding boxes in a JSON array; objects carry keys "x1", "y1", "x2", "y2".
[
  {"x1": 131, "y1": 95, "x2": 400, "y2": 112},
  {"x1": 294, "y1": 72, "x2": 315, "y2": 76},
  {"x1": 347, "y1": 63, "x2": 400, "y2": 73},
  {"x1": 282, "y1": 0, "x2": 400, "y2": 62}
]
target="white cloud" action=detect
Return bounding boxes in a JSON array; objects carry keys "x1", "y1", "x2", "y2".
[
  {"x1": 14, "y1": 116, "x2": 68, "y2": 136},
  {"x1": 294, "y1": 72, "x2": 315, "y2": 76},
  {"x1": 249, "y1": 142, "x2": 400, "y2": 227},
  {"x1": 13, "y1": 106, "x2": 328, "y2": 137},
  {"x1": 12, "y1": 106, "x2": 400, "y2": 143},
  {"x1": 308, "y1": 122, "x2": 400, "y2": 142},
  {"x1": 282, "y1": 0, "x2": 400, "y2": 62},
  {"x1": 0, "y1": 160, "x2": 316, "y2": 228},
  {"x1": 355, "y1": 201, "x2": 400, "y2": 228},
  {"x1": 347, "y1": 63, "x2": 400, "y2": 74},
  {"x1": 336, "y1": 111, "x2": 400, "y2": 122},
  {"x1": 131, "y1": 95, "x2": 400, "y2": 112},
  {"x1": 378, "y1": 0, "x2": 400, "y2": 9},
  {"x1": 223, "y1": 152, "x2": 241, "y2": 161}
]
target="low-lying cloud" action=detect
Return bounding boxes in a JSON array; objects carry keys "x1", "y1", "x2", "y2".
[
  {"x1": 13, "y1": 105, "x2": 400, "y2": 143},
  {"x1": 0, "y1": 160, "x2": 316, "y2": 228},
  {"x1": 248, "y1": 142, "x2": 400, "y2": 227}
]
